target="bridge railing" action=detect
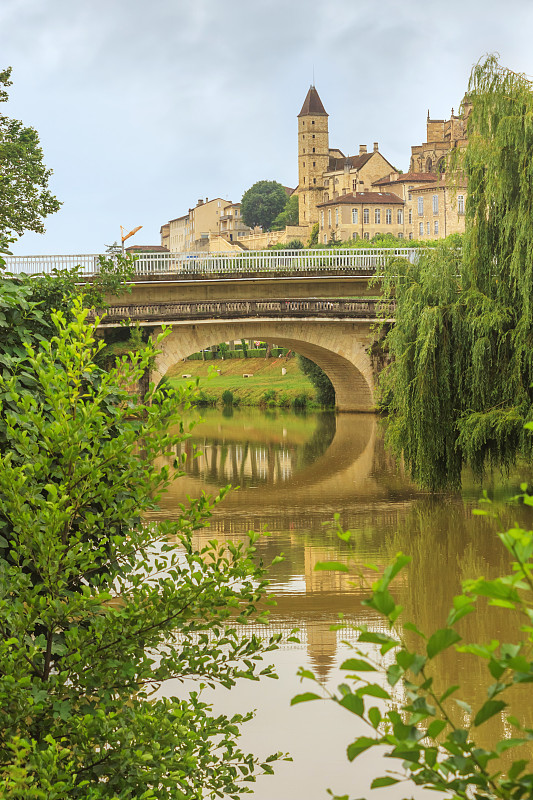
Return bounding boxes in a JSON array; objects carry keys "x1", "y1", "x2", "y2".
[
  {"x1": 91, "y1": 298, "x2": 395, "y2": 325},
  {"x1": 3, "y1": 248, "x2": 419, "y2": 277}
]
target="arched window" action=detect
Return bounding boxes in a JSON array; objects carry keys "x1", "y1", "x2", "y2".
[
  {"x1": 352, "y1": 208, "x2": 358, "y2": 224},
  {"x1": 426, "y1": 157, "x2": 433, "y2": 172},
  {"x1": 363, "y1": 208, "x2": 369, "y2": 224},
  {"x1": 386, "y1": 208, "x2": 392, "y2": 224},
  {"x1": 375, "y1": 208, "x2": 381, "y2": 224},
  {"x1": 397, "y1": 209, "x2": 403, "y2": 224}
]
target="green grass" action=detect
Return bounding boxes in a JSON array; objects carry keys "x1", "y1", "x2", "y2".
[{"x1": 167, "y1": 357, "x2": 318, "y2": 407}]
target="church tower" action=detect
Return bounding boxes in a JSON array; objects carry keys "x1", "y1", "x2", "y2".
[{"x1": 297, "y1": 86, "x2": 329, "y2": 226}]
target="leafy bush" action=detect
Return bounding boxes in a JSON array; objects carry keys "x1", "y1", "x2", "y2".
[
  {"x1": 221, "y1": 389, "x2": 234, "y2": 406},
  {"x1": 294, "y1": 492, "x2": 533, "y2": 800},
  {"x1": 0, "y1": 303, "x2": 286, "y2": 796},
  {"x1": 293, "y1": 393, "x2": 309, "y2": 410}
]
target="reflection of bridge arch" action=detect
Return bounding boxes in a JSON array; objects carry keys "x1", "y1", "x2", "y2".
[
  {"x1": 158, "y1": 413, "x2": 379, "y2": 514},
  {"x1": 152, "y1": 320, "x2": 376, "y2": 412}
]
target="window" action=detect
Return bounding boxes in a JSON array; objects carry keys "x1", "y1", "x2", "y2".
[
  {"x1": 419, "y1": 222, "x2": 424, "y2": 236},
  {"x1": 409, "y1": 232, "x2": 413, "y2": 240},
  {"x1": 303, "y1": 177, "x2": 306, "y2": 183},
  {"x1": 398, "y1": 232, "x2": 404, "y2": 239},
  {"x1": 323, "y1": 234, "x2": 327, "y2": 243},
  {"x1": 426, "y1": 222, "x2": 430, "y2": 235},
  {"x1": 364, "y1": 232, "x2": 370, "y2": 240},
  {"x1": 363, "y1": 208, "x2": 369, "y2": 224},
  {"x1": 408, "y1": 186, "x2": 413, "y2": 200},
  {"x1": 352, "y1": 179, "x2": 357, "y2": 190},
  {"x1": 352, "y1": 232, "x2": 358, "y2": 240},
  {"x1": 303, "y1": 162, "x2": 305, "y2": 167},
  {"x1": 386, "y1": 208, "x2": 392, "y2": 224},
  {"x1": 324, "y1": 178, "x2": 329, "y2": 186},
  {"x1": 303, "y1": 149, "x2": 305, "y2": 154},
  {"x1": 312, "y1": 134, "x2": 315, "y2": 138},
  {"x1": 397, "y1": 209, "x2": 403, "y2": 224},
  {"x1": 302, "y1": 134, "x2": 305, "y2": 139},
  {"x1": 457, "y1": 195, "x2": 465, "y2": 214},
  {"x1": 418, "y1": 197, "x2": 424, "y2": 216},
  {"x1": 312, "y1": 148, "x2": 315, "y2": 153},
  {"x1": 313, "y1": 161, "x2": 316, "y2": 167},
  {"x1": 408, "y1": 209, "x2": 412, "y2": 224},
  {"x1": 335, "y1": 208, "x2": 339, "y2": 225},
  {"x1": 433, "y1": 194, "x2": 439, "y2": 214},
  {"x1": 328, "y1": 209, "x2": 332, "y2": 226},
  {"x1": 434, "y1": 220, "x2": 439, "y2": 235},
  {"x1": 313, "y1": 177, "x2": 316, "y2": 184},
  {"x1": 324, "y1": 193, "x2": 329, "y2": 201},
  {"x1": 375, "y1": 209, "x2": 381, "y2": 224},
  {"x1": 351, "y1": 208, "x2": 358, "y2": 224},
  {"x1": 311, "y1": 120, "x2": 315, "y2": 125},
  {"x1": 320, "y1": 211, "x2": 324, "y2": 227}
]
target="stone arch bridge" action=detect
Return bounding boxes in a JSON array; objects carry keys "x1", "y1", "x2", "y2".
[{"x1": 6, "y1": 249, "x2": 407, "y2": 411}]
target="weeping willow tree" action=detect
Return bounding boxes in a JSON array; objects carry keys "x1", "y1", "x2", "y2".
[{"x1": 379, "y1": 55, "x2": 533, "y2": 490}]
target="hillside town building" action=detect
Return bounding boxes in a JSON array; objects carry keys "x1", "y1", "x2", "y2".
[{"x1": 159, "y1": 86, "x2": 469, "y2": 251}]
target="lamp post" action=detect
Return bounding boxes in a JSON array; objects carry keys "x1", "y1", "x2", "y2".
[{"x1": 120, "y1": 225, "x2": 143, "y2": 255}]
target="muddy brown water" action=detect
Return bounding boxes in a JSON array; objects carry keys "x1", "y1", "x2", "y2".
[{"x1": 148, "y1": 407, "x2": 533, "y2": 800}]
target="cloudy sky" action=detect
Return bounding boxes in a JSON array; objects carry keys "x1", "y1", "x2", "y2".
[{"x1": 2, "y1": 0, "x2": 533, "y2": 254}]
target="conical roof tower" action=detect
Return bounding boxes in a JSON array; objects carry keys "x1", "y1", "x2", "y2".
[{"x1": 297, "y1": 86, "x2": 329, "y2": 226}]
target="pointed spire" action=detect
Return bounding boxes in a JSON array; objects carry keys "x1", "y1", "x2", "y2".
[{"x1": 298, "y1": 85, "x2": 328, "y2": 117}]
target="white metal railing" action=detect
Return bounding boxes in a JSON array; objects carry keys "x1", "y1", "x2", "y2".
[{"x1": 2, "y1": 248, "x2": 420, "y2": 277}]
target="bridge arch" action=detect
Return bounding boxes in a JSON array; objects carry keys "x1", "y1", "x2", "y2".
[{"x1": 151, "y1": 319, "x2": 375, "y2": 412}]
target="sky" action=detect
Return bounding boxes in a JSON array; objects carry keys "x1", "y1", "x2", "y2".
[{"x1": 2, "y1": 0, "x2": 533, "y2": 255}]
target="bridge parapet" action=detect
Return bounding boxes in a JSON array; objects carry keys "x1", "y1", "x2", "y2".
[{"x1": 4, "y1": 248, "x2": 419, "y2": 278}]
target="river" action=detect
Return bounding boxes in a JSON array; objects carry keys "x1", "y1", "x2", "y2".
[{"x1": 148, "y1": 407, "x2": 533, "y2": 800}]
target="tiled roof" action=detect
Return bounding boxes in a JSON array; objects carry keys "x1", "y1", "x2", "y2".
[
  {"x1": 126, "y1": 245, "x2": 169, "y2": 252},
  {"x1": 298, "y1": 86, "x2": 328, "y2": 117},
  {"x1": 327, "y1": 153, "x2": 373, "y2": 172},
  {"x1": 317, "y1": 191, "x2": 404, "y2": 207},
  {"x1": 373, "y1": 172, "x2": 436, "y2": 186}
]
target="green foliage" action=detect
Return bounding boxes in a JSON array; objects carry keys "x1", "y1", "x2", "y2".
[
  {"x1": 241, "y1": 180, "x2": 288, "y2": 230},
  {"x1": 293, "y1": 393, "x2": 309, "y2": 410},
  {"x1": 218, "y1": 341, "x2": 230, "y2": 359},
  {"x1": 222, "y1": 388, "x2": 234, "y2": 406},
  {"x1": 297, "y1": 355, "x2": 335, "y2": 407},
  {"x1": 270, "y1": 194, "x2": 299, "y2": 230},
  {"x1": 0, "y1": 67, "x2": 61, "y2": 238},
  {"x1": 295, "y1": 493, "x2": 533, "y2": 800},
  {"x1": 0, "y1": 303, "x2": 285, "y2": 797},
  {"x1": 240, "y1": 338, "x2": 249, "y2": 359},
  {"x1": 308, "y1": 223, "x2": 319, "y2": 247},
  {"x1": 378, "y1": 56, "x2": 533, "y2": 489}
]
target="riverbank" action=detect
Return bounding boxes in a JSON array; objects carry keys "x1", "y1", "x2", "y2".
[{"x1": 166, "y1": 357, "x2": 319, "y2": 407}]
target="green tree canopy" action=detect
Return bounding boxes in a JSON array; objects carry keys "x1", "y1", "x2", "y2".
[
  {"x1": 378, "y1": 56, "x2": 533, "y2": 490},
  {"x1": 270, "y1": 193, "x2": 299, "y2": 230},
  {"x1": 241, "y1": 180, "x2": 288, "y2": 230},
  {"x1": 0, "y1": 67, "x2": 61, "y2": 242}
]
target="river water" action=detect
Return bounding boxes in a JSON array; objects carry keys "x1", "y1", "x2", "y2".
[{"x1": 148, "y1": 408, "x2": 533, "y2": 800}]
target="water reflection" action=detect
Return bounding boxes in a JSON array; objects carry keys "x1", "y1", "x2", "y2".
[{"x1": 150, "y1": 408, "x2": 533, "y2": 799}]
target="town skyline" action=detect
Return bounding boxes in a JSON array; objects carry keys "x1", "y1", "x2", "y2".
[{"x1": 2, "y1": 0, "x2": 533, "y2": 254}]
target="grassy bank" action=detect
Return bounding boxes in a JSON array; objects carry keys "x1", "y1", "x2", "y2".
[{"x1": 166, "y1": 357, "x2": 319, "y2": 407}]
